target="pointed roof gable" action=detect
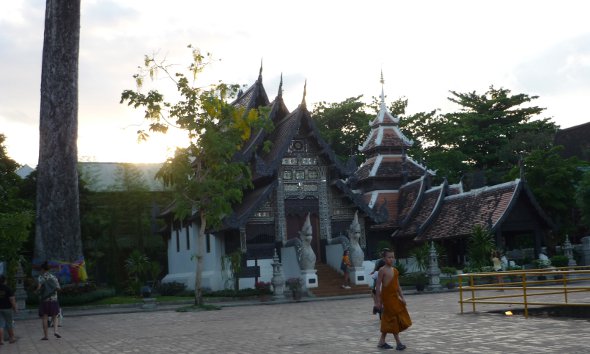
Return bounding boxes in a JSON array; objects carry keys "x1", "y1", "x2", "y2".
[{"x1": 230, "y1": 66, "x2": 270, "y2": 110}]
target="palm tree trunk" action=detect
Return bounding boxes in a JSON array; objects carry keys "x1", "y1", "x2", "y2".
[{"x1": 34, "y1": 0, "x2": 83, "y2": 264}]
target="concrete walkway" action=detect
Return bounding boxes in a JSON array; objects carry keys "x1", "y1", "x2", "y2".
[{"x1": 2, "y1": 289, "x2": 589, "y2": 353}]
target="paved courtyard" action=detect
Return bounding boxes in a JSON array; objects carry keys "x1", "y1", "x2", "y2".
[{"x1": 3, "y1": 290, "x2": 589, "y2": 354}]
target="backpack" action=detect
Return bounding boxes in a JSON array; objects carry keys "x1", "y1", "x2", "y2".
[{"x1": 40, "y1": 276, "x2": 58, "y2": 300}]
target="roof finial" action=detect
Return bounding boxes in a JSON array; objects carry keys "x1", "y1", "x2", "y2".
[
  {"x1": 278, "y1": 73, "x2": 283, "y2": 98},
  {"x1": 301, "y1": 79, "x2": 307, "y2": 106},
  {"x1": 258, "y1": 58, "x2": 263, "y2": 80},
  {"x1": 379, "y1": 69, "x2": 386, "y2": 108}
]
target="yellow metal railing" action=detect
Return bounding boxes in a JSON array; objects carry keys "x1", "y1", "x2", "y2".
[{"x1": 458, "y1": 266, "x2": 590, "y2": 318}]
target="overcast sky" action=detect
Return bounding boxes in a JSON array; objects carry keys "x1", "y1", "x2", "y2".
[{"x1": 1, "y1": 0, "x2": 589, "y2": 166}]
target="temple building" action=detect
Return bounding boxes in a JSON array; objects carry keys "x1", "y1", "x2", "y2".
[{"x1": 160, "y1": 69, "x2": 554, "y2": 292}]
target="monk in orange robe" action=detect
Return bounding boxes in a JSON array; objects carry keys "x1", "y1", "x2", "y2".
[{"x1": 375, "y1": 249, "x2": 412, "y2": 350}]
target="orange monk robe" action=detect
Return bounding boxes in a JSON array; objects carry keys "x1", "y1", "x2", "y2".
[{"x1": 380, "y1": 268, "x2": 412, "y2": 334}]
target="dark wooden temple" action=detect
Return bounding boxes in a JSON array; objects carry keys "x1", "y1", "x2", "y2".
[{"x1": 175, "y1": 69, "x2": 555, "y2": 269}]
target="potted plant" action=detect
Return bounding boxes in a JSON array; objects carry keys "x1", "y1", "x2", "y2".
[
  {"x1": 286, "y1": 278, "x2": 303, "y2": 300},
  {"x1": 255, "y1": 281, "x2": 272, "y2": 301},
  {"x1": 409, "y1": 272, "x2": 427, "y2": 292},
  {"x1": 441, "y1": 266, "x2": 457, "y2": 289}
]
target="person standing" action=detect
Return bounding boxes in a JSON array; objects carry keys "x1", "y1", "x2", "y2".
[
  {"x1": 37, "y1": 262, "x2": 61, "y2": 340},
  {"x1": 375, "y1": 249, "x2": 412, "y2": 350},
  {"x1": 340, "y1": 250, "x2": 352, "y2": 289},
  {"x1": 0, "y1": 275, "x2": 17, "y2": 344}
]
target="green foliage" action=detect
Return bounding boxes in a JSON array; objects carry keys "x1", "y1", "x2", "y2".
[
  {"x1": 121, "y1": 46, "x2": 271, "y2": 305},
  {"x1": 576, "y1": 171, "x2": 590, "y2": 229},
  {"x1": 374, "y1": 240, "x2": 393, "y2": 258},
  {"x1": 400, "y1": 272, "x2": 427, "y2": 287},
  {"x1": 222, "y1": 250, "x2": 243, "y2": 292},
  {"x1": 441, "y1": 266, "x2": 457, "y2": 277},
  {"x1": 410, "y1": 243, "x2": 430, "y2": 271},
  {"x1": 467, "y1": 225, "x2": 495, "y2": 270},
  {"x1": 313, "y1": 95, "x2": 417, "y2": 165},
  {"x1": 509, "y1": 146, "x2": 585, "y2": 237},
  {"x1": 0, "y1": 134, "x2": 33, "y2": 283},
  {"x1": 550, "y1": 255, "x2": 569, "y2": 268},
  {"x1": 312, "y1": 96, "x2": 372, "y2": 162},
  {"x1": 125, "y1": 250, "x2": 150, "y2": 295},
  {"x1": 394, "y1": 261, "x2": 407, "y2": 277},
  {"x1": 401, "y1": 86, "x2": 557, "y2": 186},
  {"x1": 157, "y1": 281, "x2": 187, "y2": 296},
  {"x1": 27, "y1": 287, "x2": 116, "y2": 307}
]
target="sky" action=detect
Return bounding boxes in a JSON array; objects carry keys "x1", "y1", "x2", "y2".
[{"x1": 1, "y1": 0, "x2": 589, "y2": 167}]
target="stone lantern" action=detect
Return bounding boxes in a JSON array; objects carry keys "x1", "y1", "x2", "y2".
[
  {"x1": 271, "y1": 249, "x2": 286, "y2": 299},
  {"x1": 427, "y1": 242, "x2": 441, "y2": 291},
  {"x1": 563, "y1": 235, "x2": 577, "y2": 266}
]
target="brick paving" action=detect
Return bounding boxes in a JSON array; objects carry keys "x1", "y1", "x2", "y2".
[{"x1": 2, "y1": 290, "x2": 589, "y2": 354}]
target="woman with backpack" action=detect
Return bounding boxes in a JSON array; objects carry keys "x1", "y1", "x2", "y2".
[{"x1": 36, "y1": 262, "x2": 61, "y2": 340}]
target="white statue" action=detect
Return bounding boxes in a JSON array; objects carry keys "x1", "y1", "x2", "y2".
[
  {"x1": 500, "y1": 256, "x2": 508, "y2": 271},
  {"x1": 348, "y1": 211, "x2": 364, "y2": 268},
  {"x1": 298, "y1": 213, "x2": 316, "y2": 270}
]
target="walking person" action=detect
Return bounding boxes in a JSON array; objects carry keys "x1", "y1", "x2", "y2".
[
  {"x1": 340, "y1": 250, "x2": 352, "y2": 289},
  {"x1": 37, "y1": 262, "x2": 61, "y2": 340},
  {"x1": 375, "y1": 249, "x2": 412, "y2": 350},
  {"x1": 0, "y1": 275, "x2": 17, "y2": 345}
]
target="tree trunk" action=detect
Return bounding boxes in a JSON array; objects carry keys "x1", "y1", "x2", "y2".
[
  {"x1": 194, "y1": 211, "x2": 206, "y2": 306},
  {"x1": 34, "y1": 0, "x2": 83, "y2": 264}
]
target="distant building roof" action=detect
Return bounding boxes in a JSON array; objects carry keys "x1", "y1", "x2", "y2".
[
  {"x1": 78, "y1": 162, "x2": 167, "y2": 192},
  {"x1": 16, "y1": 164, "x2": 34, "y2": 179}
]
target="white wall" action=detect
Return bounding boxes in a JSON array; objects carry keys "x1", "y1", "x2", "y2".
[{"x1": 163, "y1": 221, "x2": 229, "y2": 291}]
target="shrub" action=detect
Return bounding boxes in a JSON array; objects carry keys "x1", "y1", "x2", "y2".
[
  {"x1": 27, "y1": 287, "x2": 115, "y2": 306},
  {"x1": 550, "y1": 255, "x2": 569, "y2": 268},
  {"x1": 441, "y1": 266, "x2": 457, "y2": 277},
  {"x1": 157, "y1": 282, "x2": 187, "y2": 296},
  {"x1": 394, "y1": 261, "x2": 407, "y2": 277}
]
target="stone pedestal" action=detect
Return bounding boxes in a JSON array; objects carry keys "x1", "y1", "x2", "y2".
[
  {"x1": 350, "y1": 267, "x2": 369, "y2": 285},
  {"x1": 15, "y1": 263, "x2": 26, "y2": 311},
  {"x1": 301, "y1": 269, "x2": 318, "y2": 288}
]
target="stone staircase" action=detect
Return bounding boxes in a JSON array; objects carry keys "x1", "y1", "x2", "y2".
[{"x1": 309, "y1": 263, "x2": 372, "y2": 297}]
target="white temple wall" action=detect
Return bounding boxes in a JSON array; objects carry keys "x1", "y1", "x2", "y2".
[{"x1": 162, "y1": 221, "x2": 228, "y2": 291}]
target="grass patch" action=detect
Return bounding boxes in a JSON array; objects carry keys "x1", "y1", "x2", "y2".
[{"x1": 176, "y1": 303, "x2": 222, "y2": 312}]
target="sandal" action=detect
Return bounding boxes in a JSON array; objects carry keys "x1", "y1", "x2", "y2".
[
  {"x1": 378, "y1": 342, "x2": 394, "y2": 349},
  {"x1": 396, "y1": 343, "x2": 407, "y2": 351},
  {"x1": 41, "y1": 337, "x2": 48, "y2": 341},
  {"x1": 54, "y1": 333, "x2": 62, "y2": 338}
]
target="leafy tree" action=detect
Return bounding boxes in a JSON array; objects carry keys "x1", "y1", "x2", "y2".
[
  {"x1": 312, "y1": 94, "x2": 423, "y2": 164},
  {"x1": 0, "y1": 134, "x2": 33, "y2": 283},
  {"x1": 121, "y1": 46, "x2": 270, "y2": 305},
  {"x1": 312, "y1": 96, "x2": 372, "y2": 162},
  {"x1": 35, "y1": 0, "x2": 84, "y2": 265},
  {"x1": 576, "y1": 170, "x2": 590, "y2": 229},
  {"x1": 77, "y1": 164, "x2": 169, "y2": 289},
  {"x1": 508, "y1": 147, "x2": 585, "y2": 239},
  {"x1": 402, "y1": 86, "x2": 557, "y2": 187}
]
